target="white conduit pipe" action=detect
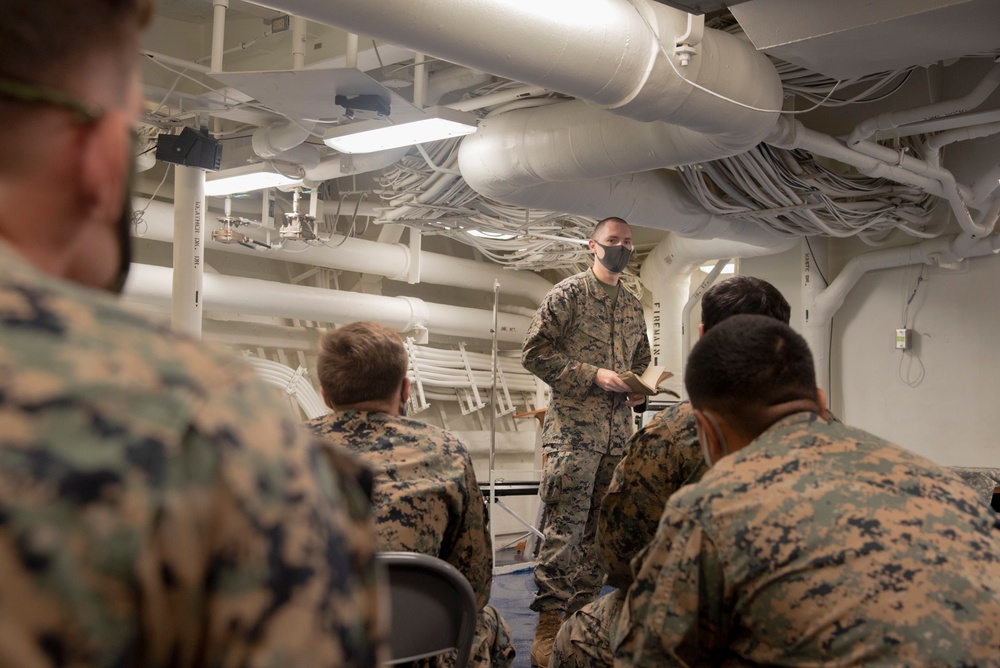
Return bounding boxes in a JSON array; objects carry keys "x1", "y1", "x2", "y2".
[
  {"x1": 291, "y1": 15, "x2": 307, "y2": 70},
  {"x1": 171, "y1": 167, "x2": 205, "y2": 338},
  {"x1": 413, "y1": 53, "x2": 426, "y2": 109},
  {"x1": 135, "y1": 199, "x2": 553, "y2": 303},
  {"x1": 345, "y1": 33, "x2": 359, "y2": 68},
  {"x1": 923, "y1": 120, "x2": 1000, "y2": 169},
  {"x1": 767, "y1": 117, "x2": 946, "y2": 199},
  {"x1": 408, "y1": 349, "x2": 537, "y2": 392},
  {"x1": 123, "y1": 264, "x2": 533, "y2": 344},
  {"x1": 244, "y1": 356, "x2": 329, "y2": 419},
  {"x1": 969, "y1": 164, "x2": 1000, "y2": 207},
  {"x1": 848, "y1": 62, "x2": 1000, "y2": 148},
  {"x1": 211, "y1": 0, "x2": 228, "y2": 73},
  {"x1": 805, "y1": 232, "x2": 1000, "y2": 395}
]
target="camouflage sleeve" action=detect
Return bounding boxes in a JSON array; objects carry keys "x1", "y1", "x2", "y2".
[
  {"x1": 439, "y1": 448, "x2": 494, "y2": 611},
  {"x1": 597, "y1": 404, "x2": 707, "y2": 589},
  {"x1": 522, "y1": 285, "x2": 600, "y2": 400},
  {"x1": 143, "y1": 377, "x2": 387, "y2": 668},
  {"x1": 629, "y1": 313, "x2": 651, "y2": 375},
  {"x1": 613, "y1": 507, "x2": 726, "y2": 668}
]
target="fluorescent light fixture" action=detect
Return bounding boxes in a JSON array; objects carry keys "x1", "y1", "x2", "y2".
[
  {"x1": 204, "y1": 163, "x2": 303, "y2": 197},
  {"x1": 323, "y1": 106, "x2": 478, "y2": 154}
]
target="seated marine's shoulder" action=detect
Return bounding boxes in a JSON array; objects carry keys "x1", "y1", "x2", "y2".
[{"x1": 0, "y1": 271, "x2": 281, "y2": 431}]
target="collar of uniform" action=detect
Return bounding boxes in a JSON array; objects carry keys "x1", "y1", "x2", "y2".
[
  {"x1": 582, "y1": 268, "x2": 609, "y2": 301},
  {"x1": 0, "y1": 238, "x2": 40, "y2": 282}
]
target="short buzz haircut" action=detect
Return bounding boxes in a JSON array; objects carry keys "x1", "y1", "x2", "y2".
[
  {"x1": 685, "y1": 314, "x2": 817, "y2": 437},
  {"x1": 702, "y1": 275, "x2": 791, "y2": 332},
  {"x1": 591, "y1": 217, "x2": 630, "y2": 239},
  {"x1": 317, "y1": 322, "x2": 409, "y2": 408}
]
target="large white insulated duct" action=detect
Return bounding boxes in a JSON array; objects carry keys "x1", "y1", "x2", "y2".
[{"x1": 250, "y1": 0, "x2": 785, "y2": 243}]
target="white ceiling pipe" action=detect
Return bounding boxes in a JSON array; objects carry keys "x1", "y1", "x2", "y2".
[
  {"x1": 249, "y1": 0, "x2": 779, "y2": 134},
  {"x1": 211, "y1": 0, "x2": 228, "y2": 73},
  {"x1": 848, "y1": 62, "x2": 1000, "y2": 148},
  {"x1": 124, "y1": 263, "x2": 532, "y2": 344},
  {"x1": 459, "y1": 98, "x2": 774, "y2": 200},
  {"x1": 136, "y1": 199, "x2": 552, "y2": 303}
]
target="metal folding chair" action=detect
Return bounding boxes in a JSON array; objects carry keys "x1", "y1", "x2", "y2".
[{"x1": 377, "y1": 551, "x2": 478, "y2": 668}]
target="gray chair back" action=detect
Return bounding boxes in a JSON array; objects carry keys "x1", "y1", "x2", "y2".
[{"x1": 377, "y1": 551, "x2": 478, "y2": 668}]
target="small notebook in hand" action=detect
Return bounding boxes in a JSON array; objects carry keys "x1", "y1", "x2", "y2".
[{"x1": 618, "y1": 365, "x2": 679, "y2": 397}]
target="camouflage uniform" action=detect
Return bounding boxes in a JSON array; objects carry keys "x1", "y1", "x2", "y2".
[
  {"x1": 305, "y1": 409, "x2": 515, "y2": 668},
  {"x1": 551, "y1": 402, "x2": 708, "y2": 667},
  {"x1": 615, "y1": 411, "x2": 1000, "y2": 667},
  {"x1": 0, "y1": 243, "x2": 385, "y2": 667},
  {"x1": 522, "y1": 270, "x2": 650, "y2": 614}
]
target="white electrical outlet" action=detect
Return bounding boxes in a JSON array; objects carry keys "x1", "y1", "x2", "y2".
[{"x1": 895, "y1": 328, "x2": 911, "y2": 350}]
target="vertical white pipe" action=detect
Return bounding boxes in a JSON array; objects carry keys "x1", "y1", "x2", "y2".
[
  {"x1": 680, "y1": 259, "x2": 727, "y2": 372},
  {"x1": 291, "y1": 15, "x2": 307, "y2": 70},
  {"x1": 346, "y1": 33, "x2": 359, "y2": 68},
  {"x1": 211, "y1": 0, "x2": 228, "y2": 72},
  {"x1": 408, "y1": 227, "x2": 422, "y2": 284},
  {"x1": 413, "y1": 52, "x2": 427, "y2": 109},
  {"x1": 800, "y1": 239, "x2": 828, "y2": 398},
  {"x1": 172, "y1": 166, "x2": 206, "y2": 337},
  {"x1": 309, "y1": 188, "x2": 319, "y2": 219}
]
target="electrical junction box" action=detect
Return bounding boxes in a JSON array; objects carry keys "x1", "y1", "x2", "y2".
[{"x1": 895, "y1": 328, "x2": 911, "y2": 350}]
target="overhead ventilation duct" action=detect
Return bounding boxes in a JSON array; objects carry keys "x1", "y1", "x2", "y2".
[{"x1": 251, "y1": 0, "x2": 784, "y2": 244}]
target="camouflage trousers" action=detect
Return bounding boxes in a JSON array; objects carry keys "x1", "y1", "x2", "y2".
[
  {"x1": 531, "y1": 449, "x2": 619, "y2": 614},
  {"x1": 549, "y1": 588, "x2": 623, "y2": 668},
  {"x1": 425, "y1": 604, "x2": 515, "y2": 668}
]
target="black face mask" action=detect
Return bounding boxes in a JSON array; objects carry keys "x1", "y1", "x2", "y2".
[
  {"x1": 107, "y1": 146, "x2": 136, "y2": 294},
  {"x1": 594, "y1": 240, "x2": 633, "y2": 274}
]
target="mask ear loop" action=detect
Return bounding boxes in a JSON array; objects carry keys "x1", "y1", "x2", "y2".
[{"x1": 702, "y1": 410, "x2": 730, "y2": 459}]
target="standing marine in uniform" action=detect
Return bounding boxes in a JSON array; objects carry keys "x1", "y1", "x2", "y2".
[
  {"x1": 305, "y1": 321, "x2": 515, "y2": 668},
  {"x1": 0, "y1": 1, "x2": 385, "y2": 665},
  {"x1": 521, "y1": 217, "x2": 650, "y2": 667},
  {"x1": 615, "y1": 315, "x2": 1000, "y2": 666},
  {"x1": 550, "y1": 275, "x2": 791, "y2": 668}
]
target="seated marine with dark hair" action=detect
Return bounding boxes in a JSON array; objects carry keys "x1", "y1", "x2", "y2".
[
  {"x1": 614, "y1": 314, "x2": 1000, "y2": 666},
  {"x1": 305, "y1": 321, "x2": 515, "y2": 668}
]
